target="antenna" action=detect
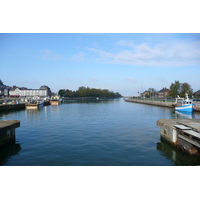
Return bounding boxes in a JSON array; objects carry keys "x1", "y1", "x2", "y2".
[{"x1": 141, "y1": 79, "x2": 143, "y2": 92}]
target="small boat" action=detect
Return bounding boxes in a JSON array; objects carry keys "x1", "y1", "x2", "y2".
[
  {"x1": 50, "y1": 96, "x2": 60, "y2": 105},
  {"x1": 175, "y1": 93, "x2": 195, "y2": 112},
  {"x1": 25, "y1": 100, "x2": 44, "y2": 109}
]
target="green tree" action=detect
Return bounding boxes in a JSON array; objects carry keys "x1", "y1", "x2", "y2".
[
  {"x1": 169, "y1": 81, "x2": 193, "y2": 98},
  {"x1": 148, "y1": 88, "x2": 157, "y2": 98},
  {"x1": 180, "y1": 82, "x2": 193, "y2": 96},
  {"x1": 58, "y1": 89, "x2": 66, "y2": 97},
  {"x1": 58, "y1": 86, "x2": 122, "y2": 98},
  {"x1": 169, "y1": 80, "x2": 181, "y2": 98}
]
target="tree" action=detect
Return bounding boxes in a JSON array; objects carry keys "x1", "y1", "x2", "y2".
[
  {"x1": 58, "y1": 89, "x2": 66, "y2": 97},
  {"x1": 169, "y1": 80, "x2": 181, "y2": 98},
  {"x1": 169, "y1": 81, "x2": 193, "y2": 98},
  {"x1": 58, "y1": 86, "x2": 122, "y2": 98},
  {"x1": 148, "y1": 88, "x2": 157, "y2": 98},
  {"x1": 180, "y1": 82, "x2": 193, "y2": 96}
]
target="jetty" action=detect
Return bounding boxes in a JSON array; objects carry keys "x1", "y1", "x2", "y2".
[
  {"x1": 125, "y1": 98, "x2": 200, "y2": 112},
  {"x1": 0, "y1": 120, "x2": 20, "y2": 147},
  {"x1": 157, "y1": 119, "x2": 200, "y2": 155},
  {"x1": 0, "y1": 103, "x2": 25, "y2": 111}
]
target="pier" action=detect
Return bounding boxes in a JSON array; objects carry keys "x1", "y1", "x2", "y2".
[
  {"x1": 157, "y1": 119, "x2": 200, "y2": 155},
  {"x1": 0, "y1": 120, "x2": 20, "y2": 147},
  {"x1": 125, "y1": 98, "x2": 200, "y2": 112},
  {"x1": 0, "y1": 103, "x2": 25, "y2": 111}
]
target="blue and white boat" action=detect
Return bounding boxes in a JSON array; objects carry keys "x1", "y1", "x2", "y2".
[{"x1": 175, "y1": 93, "x2": 195, "y2": 112}]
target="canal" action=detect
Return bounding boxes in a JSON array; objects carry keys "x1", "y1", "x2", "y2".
[{"x1": 1, "y1": 98, "x2": 200, "y2": 166}]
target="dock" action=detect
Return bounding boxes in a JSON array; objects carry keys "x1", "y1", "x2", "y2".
[
  {"x1": 157, "y1": 119, "x2": 200, "y2": 155},
  {"x1": 0, "y1": 103, "x2": 25, "y2": 111},
  {"x1": 0, "y1": 120, "x2": 20, "y2": 147},
  {"x1": 125, "y1": 99, "x2": 200, "y2": 112}
]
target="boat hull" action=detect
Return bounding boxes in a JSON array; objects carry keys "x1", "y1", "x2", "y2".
[
  {"x1": 50, "y1": 100, "x2": 59, "y2": 105},
  {"x1": 25, "y1": 101, "x2": 44, "y2": 109},
  {"x1": 175, "y1": 104, "x2": 193, "y2": 112}
]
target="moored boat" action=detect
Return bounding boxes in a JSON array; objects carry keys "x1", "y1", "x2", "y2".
[
  {"x1": 25, "y1": 100, "x2": 44, "y2": 109},
  {"x1": 175, "y1": 93, "x2": 195, "y2": 112},
  {"x1": 50, "y1": 96, "x2": 60, "y2": 105}
]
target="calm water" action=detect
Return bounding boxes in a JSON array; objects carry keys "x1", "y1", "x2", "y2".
[{"x1": 1, "y1": 98, "x2": 200, "y2": 166}]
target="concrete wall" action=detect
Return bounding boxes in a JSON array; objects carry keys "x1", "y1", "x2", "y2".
[
  {"x1": 0, "y1": 104, "x2": 25, "y2": 111},
  {"x1": 160, "y1": 124, "x2": 178, "y2": 146},
  {"x1": 125, "y1": 99, "x2": 200, "y2": 112},
  {"x1": 0, "y1": 120, "x2": 20, "y2": 147},
  {"x1": 125, "y1": 99, "x2": 173, "y2": 108}
]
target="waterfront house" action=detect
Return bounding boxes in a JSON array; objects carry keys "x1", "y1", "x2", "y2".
[
  {"x1": 140, "y1": 90, "x2": 150, "y2": 98},
  {"x1": 193, "y1": 90, "x2": 200, "y2": 98},
  {"x1": 9, "y1": 86, "x2": 51, "y2": 98},
  {"x1": 158, "y1": 87, "x2": 170, "y2": 99}
]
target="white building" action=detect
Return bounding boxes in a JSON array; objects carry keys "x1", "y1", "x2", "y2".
[{"x1": 9, "y1": 88, "x2": 48, "y2": 98}]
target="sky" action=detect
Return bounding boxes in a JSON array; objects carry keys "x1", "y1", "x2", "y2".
[{"x1": 0, "y1": 33, "x2": 200, "y2": 95}]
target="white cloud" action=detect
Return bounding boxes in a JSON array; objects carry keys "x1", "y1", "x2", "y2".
[
  {"x1": 88, "y1": 40, "x2": 200, "y2": 67},
  {"x1": 91, "y1": 77, "x2": 98, "y2": 81},
  {"x1": 71, "y1": 51, "x2": 85, "y2": 61},
  {"x1": 124, "y1": 78, "x2": 137, "y2": 83},
  {"x1": 40, "y1": 49, "x2": 61, "y2": 61}
]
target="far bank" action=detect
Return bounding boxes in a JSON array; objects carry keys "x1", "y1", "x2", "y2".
[{"x1": 125, "y1": 98, "x2": 200, "y2": 112}]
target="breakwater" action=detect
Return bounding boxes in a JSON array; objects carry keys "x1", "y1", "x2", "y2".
[
  {"x1": 125, "y1": 99, "x2": 200, "y2": 112},
  {"x1": 125, "y1": 99, "x2": 174, "y2": 108},
  {"x1": 0, "y1": 103, "x2": 25, "y2": 111}
]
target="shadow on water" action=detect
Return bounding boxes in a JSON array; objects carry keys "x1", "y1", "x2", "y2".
[
  {"x1": 157, "y1": 138, "x2": 200, "y2": 166},
  {"x1": 0, "y1": 109, "x2": 25, "y2": 117},
  {"x1": 0, "y1": 141, "x2": 21, "y2": 166}
]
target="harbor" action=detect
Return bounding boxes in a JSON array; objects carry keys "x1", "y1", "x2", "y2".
[{"x1": 1, "y1": 98, "x2": 200, "y2": 166}]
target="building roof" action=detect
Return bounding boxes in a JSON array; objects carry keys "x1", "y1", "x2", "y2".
[
  {"x1": 0, "y1": 79, "x2": 4, "y2": 86},
  {"x1": 158, "y1": 88, "x2": 169, "y2": 93},
  {"x1": 194, "y1": 90, "x2": 200, "y2": 94}
]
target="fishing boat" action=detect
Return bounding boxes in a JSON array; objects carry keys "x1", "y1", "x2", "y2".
[
  {"x1": 25, "y1": 100, "x2": 44, "y2": 109},
  {"x1": 50, "y1": 96, "x2": 60, "y2": 105},
  {"x1": 175, "y1": 93, "x2": 195, "y2": 112}
]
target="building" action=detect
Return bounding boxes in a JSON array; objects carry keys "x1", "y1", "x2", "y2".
[
  {"x1": 0, "y1": 79, "x2": 10, "y2": 97},
  {"x1": 40, "y1": 85, "x2": 52, "y2": 97},
  {"x1": 142, "y1": 90, "x2": 150, "y2": 98},
  {"x1": 9, "y1": 86, "x2": 51, "y2": 98},
  {"x1": 193, "y1": 90, "x2": 200, "y2": 98},
  {"x1": 158, "y1": 87, "x2": 170, "y2": 99}
]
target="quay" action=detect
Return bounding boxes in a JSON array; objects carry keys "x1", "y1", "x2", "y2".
[
  {"x1": 157, "y1": 119, "x2": 200, "y2": 155},
  {"x1": 0, "y1": 100, "x2": 50, "y2": 111},
  {"x1": 0, "y1": 103, "x2": 25, "y2": 111},
  {"x1": 0, "y1": 120, "x2": 20, "y2": 147},
  {"x1": 125, "y1": 98, "x2": 200, "y2": 112}
]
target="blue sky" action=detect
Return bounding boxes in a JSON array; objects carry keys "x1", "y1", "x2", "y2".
[{"x1": 0, "y1": 33, "x2": 200, "y2": 95}]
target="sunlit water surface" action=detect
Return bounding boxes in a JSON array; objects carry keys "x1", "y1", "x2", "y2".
[{"x1": 1, "y1": 99, "x2": 200, "y2": 166}]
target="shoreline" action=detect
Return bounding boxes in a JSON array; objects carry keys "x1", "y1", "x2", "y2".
[{"x1": 125, "y1": 98, "x2": 200, "y2": 112}]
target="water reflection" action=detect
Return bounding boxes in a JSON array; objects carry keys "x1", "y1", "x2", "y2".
[
  {"x1": 0, "y1": 141, "x2": 21, "y2": 166},
  {"x1": 157, "y1": 138, "x2": 200, "y2": 166},
  {"x1": 175, "y1": 110, "x2": 195, "y2": 119},
  {"x1": 62, "y1": 99, "x2": 118, "y2": 104}
]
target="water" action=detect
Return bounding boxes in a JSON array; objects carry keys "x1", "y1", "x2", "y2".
[{"x1": 1, "y1": 98, "x2": 200, "y2": 166}]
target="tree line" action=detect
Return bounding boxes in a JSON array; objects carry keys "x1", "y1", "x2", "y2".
[
  {"x1": 58, "y1": 86, "x2": 122, "y2": 98},
  {"x1": 143, "y1": 81, "x2": 197, "y2": 98},
  {"x1": 169, "y1": 81, "x2": 193, "y2": 98}
]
